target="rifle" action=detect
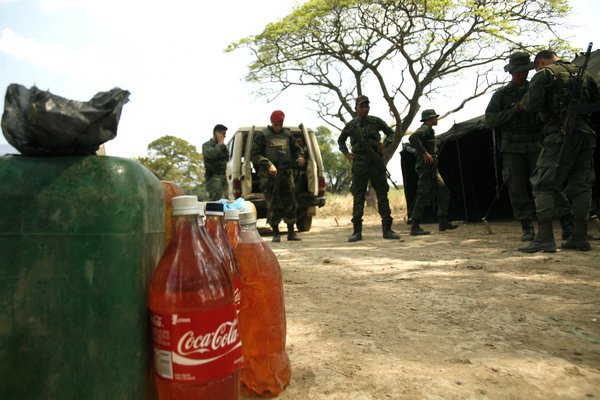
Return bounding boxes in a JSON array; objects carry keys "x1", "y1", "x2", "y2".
[
  {"x1": 491, "y1": 128, "x2": 502, "y2": 199},
  {"x1": 430, "y1": 139, "x2": 439, "y2": 213},
  {"x1": 356, "y1": 124, "x2": 399, "y2": 190},
  {"x1": 556, "y1": 42, "x2": 593, "y2": 167}
]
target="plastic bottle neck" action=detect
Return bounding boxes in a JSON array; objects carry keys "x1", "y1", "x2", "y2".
[
  {"x1": 206, "y1": 214, "x2": 225, "y2": 227},
  {"x1": 171, "y1": 214, "x2": 203, "y2": 249},
  {"x1": 238, "y1": 222, "x2": 262, "y2": 244}
]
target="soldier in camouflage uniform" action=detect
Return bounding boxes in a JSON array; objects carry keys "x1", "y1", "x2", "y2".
[
  {"x1": 486, "y1": 52, "x2": 572, "y2": 242},
  {"x1": 338, "y1": 95, "x2": 400, "y2": 242},
  {"x1": 202, "y1": 124, "x2": 229, "y2": 200},
  {"x1": 518, "y1": 49, "x2": 599, "y2": 252},
  {"x1": 408, "y1": 109, "x2": 458, "y2": 235},
  {"x1": 251, "y1": 110, "x2": 305, "y2": 242}
]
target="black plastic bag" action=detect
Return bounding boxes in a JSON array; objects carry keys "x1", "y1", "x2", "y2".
[{"x1": 1, "y1": 84, "x2": 130, "y2": 156}]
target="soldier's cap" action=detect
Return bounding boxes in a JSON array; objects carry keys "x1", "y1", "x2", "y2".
[
  {"x1": 355, "y1": 95, "x2": 370, "y2": 107},
  {"x1": 420, "y1": 109, "x2": 439, "y2": 122},
  {"x1": 504, "y1": 51, "x2": 534, "y2": 73},
  {"x1": 270, "y1": 110, "x2": 285, "y2": 124}
]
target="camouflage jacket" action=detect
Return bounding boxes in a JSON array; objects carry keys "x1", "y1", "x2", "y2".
[
  {"x1": 485, "y1": 81, "x2": 543, "y2": 153},
  {"x1": 202, "y1": 138, "x2": 228, "y2": 178},
  {"x1": 409, "y1": 123, "x2": 437, "y2": 155},
  {"x1": 251, "y1": 126, "x2": 304, "y2": 171},
  {"x1": 338, "y1": 115, "x2": 394, "y2": 156},
  {"x1": 521, "y1": 60, "x2": 599, "y2": 135}
]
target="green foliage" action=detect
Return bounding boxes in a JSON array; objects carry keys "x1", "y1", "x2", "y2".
[
  {"x1": 135, "y1": 135, "x2": 207, "y2": 198},
  {"x1": 315, "y1": 125, "x2": 352, "y2": 192},
  {"x1": 228, "y1": 0, "x2": 573, "y2": 162}
]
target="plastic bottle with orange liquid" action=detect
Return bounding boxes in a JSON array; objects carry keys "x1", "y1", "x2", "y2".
[{"x1": 235, "y1": 210, "x2": 291, "y2": 395}]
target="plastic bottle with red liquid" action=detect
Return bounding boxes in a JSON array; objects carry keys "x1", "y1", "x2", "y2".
[
  {"x1": 224, "y1": 209, "x2": 241, "y2": 249},
  {"x1": 148, "y1": 195, "x2": 243, "y2": 400},
  {"x1": 204, "y1": 202, "x2": 242, "y2": 313},
  {"x1": 235, "y1": 210, "x2": 291, "y2": 395}
]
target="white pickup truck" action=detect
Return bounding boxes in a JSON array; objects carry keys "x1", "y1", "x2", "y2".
[{"x1": 226, "y1": 124, "x2": 326, "y2": 231}]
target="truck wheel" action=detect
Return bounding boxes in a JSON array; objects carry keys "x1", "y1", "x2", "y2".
[{"x1": 296, "y1": 214, "x2": 312, "y2": 232}]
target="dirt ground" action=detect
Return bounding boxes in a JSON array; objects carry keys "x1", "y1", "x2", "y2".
[{"x1": 241, "y1": 215, "x2": 600, "y2": 400}]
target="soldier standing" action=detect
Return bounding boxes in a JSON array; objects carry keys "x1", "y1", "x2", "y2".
[
  {"x1": 486, "y1": 52, "x2": 572, "y2": 242},
  {"x1": 408, "y1": 109, "x2": 458, "y2": 235},
  {"x1": 518, "y1": 49, "x2": 599, "y2": 252},
  {"x1": 251, "y1": 110, "x2": 305, "y2": 242},
  {"x1": 202, "y1": 124, "x2": 229, "y2": 200},
  {"x1": 337, "y1": 95, "x2": 400, "y2": 242}
]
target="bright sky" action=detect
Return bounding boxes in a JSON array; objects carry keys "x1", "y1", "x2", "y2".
[{"x1": 1, "y1": 0, "x2": 598, "y2": 182}]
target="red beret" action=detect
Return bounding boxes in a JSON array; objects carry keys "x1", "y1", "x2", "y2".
[{"x1": 270, "y1": 110, "x2": 285, "y2": 124}]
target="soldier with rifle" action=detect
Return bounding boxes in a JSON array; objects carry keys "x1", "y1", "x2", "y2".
[
  {"x1": 408, "y1": 109, "x2": 458, "y2": 235},
  {"x1": 251, "y1": 110, "x2": 305, "y2": 242},
  {"x1": 517, "y1": 45, "x2": 599, "y2": 252},
  {"x1": 338, "y1": 95, "x2": 401, "y2": 242},
  {"x1": 485, "y1": 52, "x2": 572, "y2": 242}
]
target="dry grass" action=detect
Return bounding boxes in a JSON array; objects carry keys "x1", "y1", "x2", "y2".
[{"x1": 318, "y1": 188, "x2": 407, "y2": 218}]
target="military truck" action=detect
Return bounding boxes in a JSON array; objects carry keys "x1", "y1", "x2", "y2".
[{"x1": 226, "y1": 124, "x2": 326, "y2": 231}]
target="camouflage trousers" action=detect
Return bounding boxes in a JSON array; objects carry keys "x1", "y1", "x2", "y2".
[
  {"x1": 502, "y1": 151, "x2": 570, "y2": 221},
  {"x1": 205, "y1": 174, "x2": 228, "y2": 201},
  {"x1": 411, "y1": 164, "x2": 450, "y2": 222},
  {"x1": 532, "y1": 131, "x2": 596, "y2": 221},
  {"x1": 260, "y1": 169, "x2": 297, "y2": 226},
  {"x1": 350, "y1": 156, "x2": 392, "y2": 224}
]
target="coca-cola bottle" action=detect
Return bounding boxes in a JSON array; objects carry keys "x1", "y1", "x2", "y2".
[
  {"x1": 235, "y1": 210, "x2": 291, "y2": 395},
  {"x1": 148, "y1": 195, "x2": 243, "y2": 400},
  {"x1": 224, "y1": 209, "x2": 241, "y2": 249},
  {"x1": 204, "y1": 202, "x2": 242, "y2": 313}
]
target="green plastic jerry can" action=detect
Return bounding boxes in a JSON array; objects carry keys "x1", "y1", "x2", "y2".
[{"x1": 0, "y1": 155, "x2": 165, "y2": 400}]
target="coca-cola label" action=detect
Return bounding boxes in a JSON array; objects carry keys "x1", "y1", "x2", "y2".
[
  {"x1": 232, "y1": 279, "x2": 241, "y2": 312},
  {"x1": 150, "y1": 305, "x2": 243, "y2": 383}
]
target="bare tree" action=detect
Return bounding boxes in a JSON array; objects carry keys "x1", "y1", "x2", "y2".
[{"x1": 227, "y1": 0, "x2": 571, "y2": 162}]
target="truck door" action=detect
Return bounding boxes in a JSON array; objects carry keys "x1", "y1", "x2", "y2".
[
  {"x1": 241, "y1": 126, "x2": 255, "y2": 198},
  {"x1": 300, "y1": 123, "x2": 319, "y2": 197}
]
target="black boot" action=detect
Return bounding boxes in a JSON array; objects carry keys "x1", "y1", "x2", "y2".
[
  {"x1": 348, "y1": 221, "x2": 362, "y2": 242},
  {"x1": 520, "y1": 219, "x2": 535, "y2": 242},
  {"x1": 561, "y1": 219, "x2": 591, "y2": 251},
  {"x1": 519, "y1": 220, "x2": 556, "y2": 253},
  {"x1": 439, "y1": 217, "x2": 458, "y2": 232},
  {"x1": 410, "y1": 220, "x2": 430, "y2": 236},
  {"x1": 560, "y1": 214, "x2": 573, "y2": 240},
  {"x1": 382, "y1": 219, "x2": 400, "y2": 240},
  {"x1": 272, "y1": 225, "x2": 281, "y2": 243},
  {"x1": 287, "y1": 223, "x2": 302, "y2": 241}
]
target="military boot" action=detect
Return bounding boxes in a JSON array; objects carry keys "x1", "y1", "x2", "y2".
[
  {"x1": 561, "y1": 219, "x2": 591, "y2": 251},
  {"x1": 518, "y1": 220, "x2": 556, "y2": 253},
  {"x1": 271, "y1": 225, "x2": 281, "y2": 243},
  {"x1": 348, "y1": 221, "x2": 362, "y2": 242},
  {"x1": 410, "y1": 220, "x2": 430, "y2": 236},
  {"x1": 382, "y1": 219, "x2": 401, "y2": 240},
  {"x1": 287, "y1": 223, "x2": 302, "y2": 241},
  {"x1": 520, "y1": 219, "x2": 535, "y2": 242},
  {"x1": 560, "y1": 214, "x2": 573, "y2": 240},
  {"x1": 439, "y1": 217, "x2": 458, "y2": 232}
]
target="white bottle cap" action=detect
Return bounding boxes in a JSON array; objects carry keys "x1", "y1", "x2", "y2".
[
  {"x1": 238, "y1": 210, "x2": 256, "y2": 225},
  {"x1": 224, "y1": 209, "x2": 239, "y2": 220},
  {"x1": 172, "y1": 195, "x2": 200, "y2": 216}
]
